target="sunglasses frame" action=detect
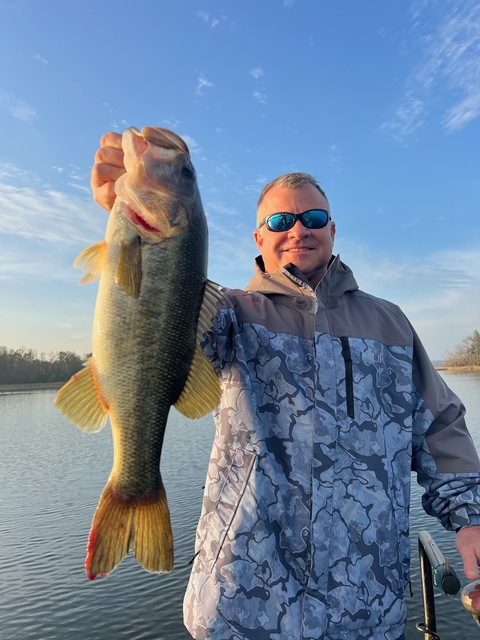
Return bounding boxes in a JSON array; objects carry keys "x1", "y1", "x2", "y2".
[{"x1": 258, "y1": 209, "x2": 331, "y2": 233}]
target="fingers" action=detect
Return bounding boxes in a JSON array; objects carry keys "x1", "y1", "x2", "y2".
[
  {"x1": 100, "y1": 131, "x2": 123, "y2": 151},
  {"x1": 463, "y1": 553, "x2": 479, "y2": 581},
  {"x1": 456, "y1": 526, "x2": 480, "y2": 581},
  {"x1": 466, "y1": 582, "x2": 480, "y2": 613},
  {"x1": 90, "y1": 132, "x2": 125, "y2": 213}
]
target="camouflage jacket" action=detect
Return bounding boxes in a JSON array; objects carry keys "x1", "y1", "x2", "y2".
[{"x1": 183, "y1": 255, "x2": 480, "y2": 640}]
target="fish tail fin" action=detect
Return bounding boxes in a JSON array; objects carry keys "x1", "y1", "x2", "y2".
[{"x1": 85, "y1": 481, "x2": 173, "y2": 580}]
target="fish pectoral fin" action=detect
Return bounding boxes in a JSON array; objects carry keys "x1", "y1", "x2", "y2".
[
  {"x1": 54, "y1": 357, "x2": 109, "y2": 432},
  {"x1": 116, "y1": 237, "x2": 142, "y2": 298},
  {"x1": 85, "y1": 481, "x2": 173, "y2": 580},
  {"x1": 74, "y1": 241, "x2": 107, "y2": 284},
  {"x1": 175, "y1": 280, "x2": 223, "y2": 418},
  {"x1": 174, "y1": 345, "x2": 221, "y2": 418}
]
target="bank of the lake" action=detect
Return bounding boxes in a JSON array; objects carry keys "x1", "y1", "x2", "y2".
[
  {"x1": 0, "y1": 381, "x2": 63, "y2": 393},
  {"x1": 436, "y1": 366, "x2": 480, "y2": 373}
]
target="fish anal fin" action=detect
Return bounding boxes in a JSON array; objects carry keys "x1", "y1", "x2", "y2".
[
  {"x1": 85, "y1": 482, "x2": 173, "y2": 580},
  {"x1": 116, "y1": 237, "x2": 142, "y2": 298},
  {"x1": 54, "y1": 357, "x2": 108, "y2": 432},
  {"x1": 74, "y1": 241, "x2": 107, "y2": 285}
]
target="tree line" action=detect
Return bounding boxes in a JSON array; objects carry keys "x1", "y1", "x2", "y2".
[
  {"x1": 444, "y1": 330, "x2": 480, "y2": 368},
  {"x1": 0, "y1": 346, "x2": 87, "y2": 385},
  {"x1": 2, "y1": 330, "x2": 478, "y2": 385}
]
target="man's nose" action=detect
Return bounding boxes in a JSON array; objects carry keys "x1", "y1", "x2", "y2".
[{"x1": 287, "y1": 219, "x2": 311, "y2": 238}]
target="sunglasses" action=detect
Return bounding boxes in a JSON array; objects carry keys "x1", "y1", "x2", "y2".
[{"x1": 258, "y1": 209, "x2": 331, "y2": 232}]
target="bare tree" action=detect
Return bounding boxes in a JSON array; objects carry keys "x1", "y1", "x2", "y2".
[{"x1": 445, "y1": 330, "x2": 480, "y2": 367}]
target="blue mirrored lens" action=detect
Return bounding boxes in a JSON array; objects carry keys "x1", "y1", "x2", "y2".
[
  {"x1": 301, "y1": 210, "x2": 329, "y2": 228},
  {"x1": 267, "y1": 213, "x2": 296, "y2": 231},
  {"x1": 265, "y1": 209, "x2": 329, "y2": 232}
]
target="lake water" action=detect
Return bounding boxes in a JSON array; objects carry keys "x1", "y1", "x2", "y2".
[{"x1": 1, "y1": 371, "x2": 479, "y2": 640}]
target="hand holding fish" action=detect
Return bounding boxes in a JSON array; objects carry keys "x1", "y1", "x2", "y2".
[
  {"x1": 91, "y1": 129, "x2": 177, "y2": 213},
  {"x1": 90, "y1": 132, "x2": 125, "y2": 212}
]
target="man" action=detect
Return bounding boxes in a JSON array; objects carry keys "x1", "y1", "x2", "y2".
[{"x1": 91, "y1": 132, "x2": 480, "y2": 640}]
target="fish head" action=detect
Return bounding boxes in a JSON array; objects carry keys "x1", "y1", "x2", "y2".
[{"x1": 114, "y1": 126, "x2": 202, "y2": 243}]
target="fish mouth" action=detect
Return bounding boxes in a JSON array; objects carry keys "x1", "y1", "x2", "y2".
[
  {"x1": 127, "y1": 206, "x2": 161, "y2": 233},
  {"x1": 141, "y1": 126, "x2": 190, "y2": 155}
]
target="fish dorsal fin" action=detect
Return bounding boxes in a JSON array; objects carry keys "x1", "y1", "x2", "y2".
[
  {"x1": 174, "y1": 280, "x2": 223, "y2": 418},
  {"x1": 54, "y1": 357, "x2": 109, "y2": 432},
  {"x1": 74, "y1": 241, "x2": 108, "y2": 285},
  {"x1": 116, "y1": 237, "x2": 142, "y2": 298}
]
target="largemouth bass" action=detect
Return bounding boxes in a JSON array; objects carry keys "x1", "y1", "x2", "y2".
[{"x1": 55, "y1": 126, "x2": 221, "y2": 579}]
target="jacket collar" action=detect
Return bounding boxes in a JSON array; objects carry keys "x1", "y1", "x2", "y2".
[{"x1": 245, "y1": 254, "x2": 359, "y2": 307}]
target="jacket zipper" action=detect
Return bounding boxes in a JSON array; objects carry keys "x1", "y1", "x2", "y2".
[{"x1": 340, "y1": 337, "x2": 355, "y2": 419}]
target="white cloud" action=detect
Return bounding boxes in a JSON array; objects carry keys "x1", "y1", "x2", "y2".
[
  {"x1": 162, "y1": 117, "x2": 181, "y2": 130},
  {"x1": 68, "y1": 182, "x2": 91, "y2": 194},
  {"x1": 0, "y1": 90, "x2": 37, "y2": 122},
  {"x1": 381, "y1": 92, "x2": 426, "y2": 141},
  {"x1": 195, "y1": 73, "x2": 215, "y2": 96},
  {"x1": 196, "y1": 10, "x2": 229, "y2": 28},
  {"x1": 0, "y1": 162, "x2": 32, "y2": 181},
  {"x1": 181, "y1": 134, "x2": 201, "y2": 155},
  {"x1": 0, "y1": 179, "x2": 104, "y2": 247},
  {"x1": 250, "y1": 67, "x2": 264, "y2": 79},
  {"x1": 253, "y1": 91, "x2": 267, "y2": 105},
  {"x1": 382, "y1": 0, "x2": 480, "y2": 139},
  {"x1": 329, "y1": 144, "x2": 342, "y2": 165},
  {"x1": 33, "y1": 53, "x2": 48, "y2": 64}
]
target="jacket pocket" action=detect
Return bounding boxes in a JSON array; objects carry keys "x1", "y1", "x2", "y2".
[
  {"x1": 340, "y1": 336, "x2": 355, "y2": 419},
  {"x1": 198, "y1": 446, "x2": 257, "y2": 572}
]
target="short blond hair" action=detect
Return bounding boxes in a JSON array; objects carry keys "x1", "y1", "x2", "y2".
[
  {"x1": 257, "y1": 172, "x2": 327, "y2": 205},
  {"x1": 256, "y1": 173, "x2": 328, "y2": 224}
]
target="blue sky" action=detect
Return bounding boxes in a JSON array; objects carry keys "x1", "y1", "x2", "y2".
[{"x1": 0, "y1": 0, "x2": 479, "y2": 361}]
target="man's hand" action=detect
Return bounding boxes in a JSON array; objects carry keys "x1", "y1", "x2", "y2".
[
  {"x1": 456, "y1": 525, "x2": 480, "y2": 611},
  {"x1": 90, "y1": 132, "x2": 125, "y2": 212}
]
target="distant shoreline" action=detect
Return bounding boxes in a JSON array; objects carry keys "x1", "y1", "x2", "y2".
[
  {"x1": 435, "y1": 366, "x2": 480, "y2": 373},
  {"x1": 0, "y1": 382, "x2": 64, "y2": 393},
  {"x1": 0, "y1": 366, "x2": 478, "y2": 393}
]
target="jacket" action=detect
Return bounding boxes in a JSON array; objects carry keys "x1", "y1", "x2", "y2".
[{"x1": 183, "y1": 255, "x2": 480, "y2": 640}]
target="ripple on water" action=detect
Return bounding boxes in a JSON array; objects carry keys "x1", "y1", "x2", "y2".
[{"x1": 2, "y1": 378, "x2": 480, "y2": 639}]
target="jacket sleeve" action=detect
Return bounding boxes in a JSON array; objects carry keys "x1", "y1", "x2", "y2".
[
  {"x1": 411, "y1": 325, "x2": 480, "y2": 531},
  {"x1": 200, "y1": 288, "x2": 238, "y2": 375}
]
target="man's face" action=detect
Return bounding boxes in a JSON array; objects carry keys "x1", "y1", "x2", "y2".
[{"x1": 253, "y1": 183, "x2": 336, "y2": 288}]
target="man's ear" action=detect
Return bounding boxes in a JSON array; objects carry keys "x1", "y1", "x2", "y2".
[
  {"x1": 330, "y1": 220, "x2": 336, "y2": 243},
  {"x1": 253, "y1": 228, "x2": 263, "y2": 251}
]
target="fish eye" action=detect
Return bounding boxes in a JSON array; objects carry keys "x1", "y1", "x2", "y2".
[{"x1": 181, "y1": 166, "x2": 195, "y2": 179}]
